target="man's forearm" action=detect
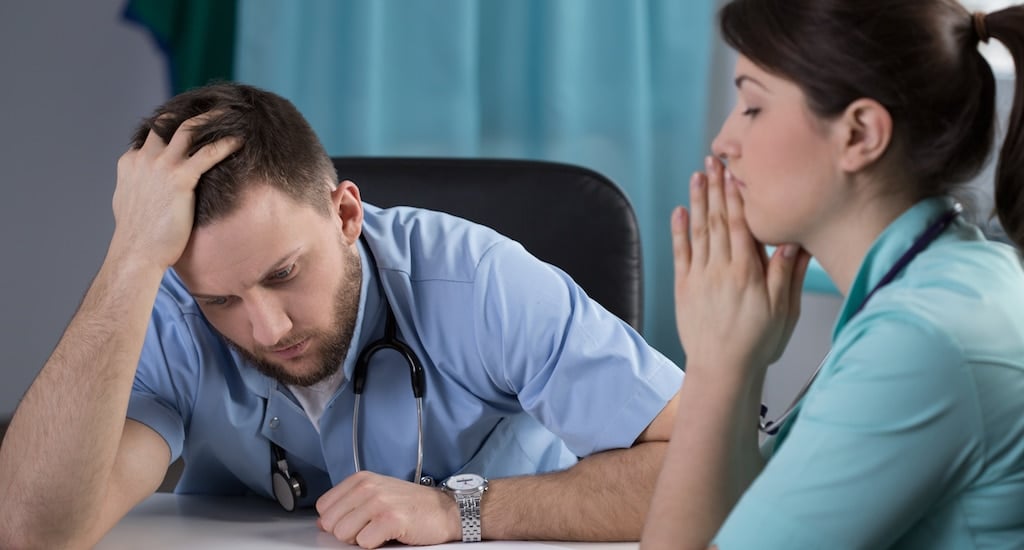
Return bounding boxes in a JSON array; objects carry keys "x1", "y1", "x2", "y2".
[
  {"x1": 640, "y1": 367, "x2": 766, "y2": 550},
  {"x1": 481, "y1": 441, "x2": 667, "y2": 541},
  {"x1": 0, "y1": 249, "x2": 165, "y2": 547}
]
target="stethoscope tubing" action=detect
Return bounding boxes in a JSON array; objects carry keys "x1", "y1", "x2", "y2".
[
  {"x1": 350, "y1": 235, "x2": 430, "y2": 485},
  {"x1": 352, "y1": 393, "x2": 425, "y2": 484},
  {"x1": 759, "y1": 351, "x2": 830, "y2": 435}
]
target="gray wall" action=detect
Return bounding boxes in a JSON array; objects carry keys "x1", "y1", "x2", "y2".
[{"x1": 0, "y1": 0, "x2": 168, "y2": 417}]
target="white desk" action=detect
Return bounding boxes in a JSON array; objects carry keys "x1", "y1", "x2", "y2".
[{"x1": 97, "y1": 493, "x2": 639, "y2": 550}]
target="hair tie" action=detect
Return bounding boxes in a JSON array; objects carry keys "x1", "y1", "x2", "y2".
[{"x1": 973, "y1": 12, "x2": 990, "y2": 44}]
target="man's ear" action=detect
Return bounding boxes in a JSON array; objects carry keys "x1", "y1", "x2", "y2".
[
  {"x1": 330, "y1": 179, "x2": 363, "y2": 244},
  {"x1": 835, "y1": 98, "x2": 893, "y2": 174}
]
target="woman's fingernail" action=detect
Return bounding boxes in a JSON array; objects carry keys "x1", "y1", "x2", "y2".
[
  {"x1": 705, "y1": 156, "x2": 714, "y2": 171},
  {"x1": 783, "y1": 244, "x2": 797, "y2": 258}
]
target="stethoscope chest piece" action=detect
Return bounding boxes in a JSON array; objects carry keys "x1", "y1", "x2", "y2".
[{"x1": 271, "y1": 441, "x2": 306, "y2": 512}]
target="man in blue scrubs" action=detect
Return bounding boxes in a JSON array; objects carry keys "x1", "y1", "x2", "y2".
[{"x1": 0, "y1": 83, "x2": 682, "y2": 549}]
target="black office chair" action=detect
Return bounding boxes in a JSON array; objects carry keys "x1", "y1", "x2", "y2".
[{"x1": 332, "y1": 157, "x2": 643, "y2": 332}]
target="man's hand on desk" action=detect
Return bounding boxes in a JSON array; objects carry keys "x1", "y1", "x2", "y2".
[{"x1": 316, "y1": 470, "x2": 461, "y2": 548}]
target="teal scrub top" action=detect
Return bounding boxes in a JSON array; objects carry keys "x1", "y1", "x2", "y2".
[{"x1": 715, "y1": 197, "x2": 1024, "y2": 549}]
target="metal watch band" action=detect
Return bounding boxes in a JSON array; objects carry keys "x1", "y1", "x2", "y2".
[{"x1": 455, "y1": 493, "x2": 483, "y2": 542}]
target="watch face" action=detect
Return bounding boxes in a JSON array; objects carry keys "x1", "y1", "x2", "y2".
[{"x1": 446, "y1": 473, "x2": 485, "y2": 491}]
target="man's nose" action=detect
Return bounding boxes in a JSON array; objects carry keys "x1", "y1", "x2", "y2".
[{"x1": 247, "y1": 294, "x2": 293, "y2": 348}]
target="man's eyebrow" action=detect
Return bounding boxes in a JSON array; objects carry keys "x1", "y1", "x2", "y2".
[
  {"x1": 734, "y1": 74, "x2": 770, "y2": 92},
  {"x1": 187, "y1": 248, "x2": 302, "y2": 299},
  {"x1": 188, "y1": 292, "x2": 221, "y2": 300},
  {"x1": 255, "y1": 249, "x2": 302, "y2": 282}
]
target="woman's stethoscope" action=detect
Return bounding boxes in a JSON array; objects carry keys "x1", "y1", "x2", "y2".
[
  {"x1": 271, "y1": 236, "x2": 431, "y2": 512},
  {"x1": 758, "y1": 203, "x2": 962, "y2": 435}
]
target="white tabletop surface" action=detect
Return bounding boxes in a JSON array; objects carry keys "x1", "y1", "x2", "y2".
[{"x1": 96, "y1": 493, "x2": 639, "y2": 550}]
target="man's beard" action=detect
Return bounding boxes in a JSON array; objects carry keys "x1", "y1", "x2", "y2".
[{"x1": 225, "y1": 246, "x2": 362, "y2": 387}]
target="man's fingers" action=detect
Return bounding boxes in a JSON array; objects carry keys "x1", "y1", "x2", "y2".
[
  {"x1": 315, "y1": 483, "x2": 344, "y2": 518},
  {"x1": 128, "y1": 111, "x2": 243, "y2": 191},
  {"x1": 354, "y1": 519, "x2": 399, "y2": 550},
  {"x1": 329, "y1": 503, "x2": 376, "y2": 547},
  {"x1": 184, "y1": 135, "x2": 242, "y2": 182},
  {"x1": 138, "y1": 127, "x2": 166, "y2": 155},
  {"x1": 316, "y1": 479, "x2": 360, "y2": 531},
  {"x1": 321, "y1": 492, "x2": 403, "y2": 549},
  {"x1": 131, "y1": 112, "x2": 177, "y2": 157},
  {"x1": 164, "y1": 112, "x2": 217, "y2": 158}
]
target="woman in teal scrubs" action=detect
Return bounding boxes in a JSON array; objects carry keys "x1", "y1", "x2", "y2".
[{"x1": 642, "y1": 1, "x2": 1024, "y2": 548}]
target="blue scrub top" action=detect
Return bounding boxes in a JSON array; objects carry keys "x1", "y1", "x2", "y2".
[
  {"x1": 128, "y1": 203, "x2": 682, "y2": 508},
  {"x1": 715, "y1": 197, "x2": 1024, "y2": 549}
]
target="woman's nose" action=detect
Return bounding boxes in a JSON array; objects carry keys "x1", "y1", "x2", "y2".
[
  {"x1": 710, "y1": 108, "x2": 742, "y2": 162},
  {"x1": 711, "y1": 130, "x2": 737, "y2": 162}
]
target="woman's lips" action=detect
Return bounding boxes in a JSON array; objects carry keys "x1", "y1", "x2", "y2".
[{"x1": 725, "y1": 169, "x2": 746, "y2": 188}]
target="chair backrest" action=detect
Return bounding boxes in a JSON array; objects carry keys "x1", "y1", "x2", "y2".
[{"x1": 332, "y1": 157, "x2": 644, "y2": 331}]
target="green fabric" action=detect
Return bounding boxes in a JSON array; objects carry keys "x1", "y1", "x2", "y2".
[{"x1": 124, "y1": 0, "x2": 237, "y2": 94}]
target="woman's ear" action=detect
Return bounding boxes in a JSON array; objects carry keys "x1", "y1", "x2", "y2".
[
  {"x1": 836, "y1": 98, "x2": 893, "y2": 173},
  {"x1": 330, "y1": 179, "x2": 364, "y2": 244}
]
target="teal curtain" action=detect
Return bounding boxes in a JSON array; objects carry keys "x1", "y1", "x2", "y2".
[{"x1": 234, "y1": 0, "x2": 719, "y2": 364}]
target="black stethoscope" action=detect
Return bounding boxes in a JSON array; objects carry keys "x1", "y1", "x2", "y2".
[
  {"x1": 759, "y1": 204, "x2": 962, "y2": 435},
  {"x1": 271, "y1": 236, "x2": 430, "y2": 512}
]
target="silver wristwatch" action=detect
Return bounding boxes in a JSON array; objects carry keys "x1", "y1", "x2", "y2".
[{"x1": 441, "y1": 473, "x2": 489, "y2": 542}]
